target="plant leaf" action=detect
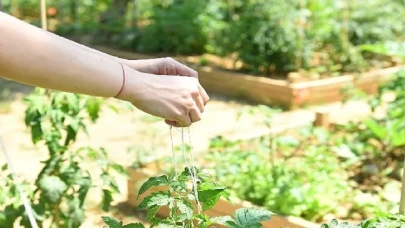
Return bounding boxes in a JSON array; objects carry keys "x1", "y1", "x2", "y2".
[
  {"x1": 146, "y1": 205, "x2": 160, "y2": 222},
  {"x1": 363, "y1": 118, "x2": 386, "y2": 140},
  {"x1": 101, "y1": 216, "x2": 123, "y2": 228},
  {"x1": 197, "y1": 182, "x2": 228, "y2": 211},
  {"x1": 176, "y1": 199, "x2": 193, "y2": 221},
  {"x1": 138, "y1": 191, "x2": 172, "y2": 210},
  {"x1": 101, "y1": 216, "x2": 145, "y2": 228},
  {"x1": 38, "y1": 176, "x2": 68, "y2": 204},
  {"x1": 102, "y1": 189, "x2": 113, "y2": 212},
  {"x1": 233, "y1": 208, "x2": 273, "y2": 228},
  {"x1": 137, "y1": 175, "x2": 169, "y2": 197},
  {"x1": 211, "y1": 216, "x2": 236, "y2": 226},
  {"x1": 122, "y1": 223, "x2": 146, "y2": 228}
]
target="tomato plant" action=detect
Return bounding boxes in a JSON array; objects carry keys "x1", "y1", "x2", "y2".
[
  {"x1": 102, "y1": 167, "x2": 273, "y2": 228},
  {"x1": 0, "y1": 88, "x2": 127, "y2": 227}
]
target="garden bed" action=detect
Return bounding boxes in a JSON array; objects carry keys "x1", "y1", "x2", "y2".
[
  {"x1": 125, "y1": 117, "x2": 403, "y2": 227},
  {"x1": 126, "y1": 166, "x2": 320, "y2": 228},
  {"x1": 122, "y1": 70, "x2": 405, "y2": 227},
  {"x1": 92, "y1": 45, "x2": 402, "y2": 110}
]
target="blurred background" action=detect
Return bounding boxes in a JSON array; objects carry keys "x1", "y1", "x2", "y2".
[
  {"x1": 1, "y1": 0, "x2": 404, "y2": 76},
  {"x1": 1, "y1": 0, "x2": 405, "y2": 227}
]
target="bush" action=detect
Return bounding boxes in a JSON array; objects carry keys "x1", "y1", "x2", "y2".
[
  {"x1": 349, "y1": 0, "x2": 405, "y2": 45},
  {"x1": 205, "y1": 128, "x2": 354, "y2": 222},
  {"x1": 136, "y1": 0, "x2": 225, "y2": 55},
  {"x1": 214, "y1": 0, "x2": 312, "y2": 75}
]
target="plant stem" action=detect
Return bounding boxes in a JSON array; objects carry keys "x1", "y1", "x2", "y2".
[
  {"x1": 399, "y1": 156, "x2": 405, "y2": 214},
  {"x1": 41, "y1": 0, "x2": 47, "y2": 31},
  {"x1": 342, "y1": 0, "x2": 350, "y2": 52},
  {"x1": 296, "y1": 0, "x2": 305, "y2": 70},
  {"x1": 53, "y1": 203, "x2": 60, "y2": 227}
]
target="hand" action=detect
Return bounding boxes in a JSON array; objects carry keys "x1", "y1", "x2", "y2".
[
  {"x1": 122, "y1": 58, "x2": 209, "y2": 102},
  {"x1": 122, "y1": 57, "x2": 198, "y2": 78},
  {"x1": 121, "y1": 57, "x2": 210, "y2": 126},
  {"x1": 117, "y1": 66, "x2": 205, "y2": 127}
]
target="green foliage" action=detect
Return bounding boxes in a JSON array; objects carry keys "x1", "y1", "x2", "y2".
[
  {"x1": 102, "y1": 216, "x2": 144, "y2": 228},
  {"x1": 10, "y1": 0, "x2": 403, "y2": 77},
  {"x1": 104, "y1": 167, "x2": 272, "y2": 228},
  {"x1": 216, "y1": 0, "x2": 312, "y2": 74},
  {"x1": 340, "y1": 70, "x2": 405, "y2": 160},
  {"x1": 205, "y1": 127, "x2": 352, "y2": 222},
  {"x1": 349, "y1": 0, "x2": 405, "y2": 46},
  {"x1": 0, "y1": 88, "x2": 126, "y2": 227},
  {"x1": 0, "y1": 164, "x2": 39, "y2": 227},
  {"x1": 136, "y1": 0, "x2": 224, "y2": 55},
  {"x1": 360, "y1": 42, "x2": 405, "y2": 60},
  {"x1": 321, "y1": 214, "x2": 405, "y2": 228}
]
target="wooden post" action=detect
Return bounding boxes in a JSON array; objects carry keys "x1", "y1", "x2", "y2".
[
  {"x1": 314, "y1": 110, "x2": 330, "y2": 129},
  {"x1": 399, "y1": 156, "x2": 405, "y2": 214},
  {"x1": 296, "y1": 0, "x2": 305, "y2": 70},
  {"x1": 40, "y1": 0, "x2": 47, "y2": 30},
  {"x1": 342, "y1": 0, "x2": 350, "y2": 51}
]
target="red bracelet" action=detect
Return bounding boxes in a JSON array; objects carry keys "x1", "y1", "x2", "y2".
[{"x1": 114, "y1": 62, "x2": 126, "y2": 98}]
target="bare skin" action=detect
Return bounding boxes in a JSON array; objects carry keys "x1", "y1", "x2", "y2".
[{"x1": 0, "y1": 12, "x2": 209, "y2": 127}]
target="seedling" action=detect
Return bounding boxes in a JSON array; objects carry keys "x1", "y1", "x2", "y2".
[{"x1": 103, "y1": 167, "x2": 273, "y2": 228}]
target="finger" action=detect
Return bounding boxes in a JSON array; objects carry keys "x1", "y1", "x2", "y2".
[
  {"x1": 189, "y1": 106, "x2": 202, "y2": 123},
  {"x1": 173, "y1": 60, "x2": 198, "y2": 78},
  {"x1": 198, "y1": 83, "x2": 210, "y2": 105},
  {"x1": 165, "y1": 119, "x2": 178, "y2": 127},
  {"x1": 177, "y1": 114, "x2": 192, "y2": 127},
  {"x1": 194, "y1": 93, "x2": 204, "y2": 113}
]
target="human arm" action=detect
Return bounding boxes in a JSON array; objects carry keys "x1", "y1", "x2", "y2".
[
  {"x1": 29, "y1": 17, "x2": 202, "y2": 79},
  {"x1": 0, "y1": 12, "x2": 207, "y2": 127}
]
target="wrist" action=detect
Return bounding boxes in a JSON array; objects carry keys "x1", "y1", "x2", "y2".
[
  {"x1": 118, "y1": 58, "x2": 131, "y2": 66},
  {"x1": 114, "y1": 64, "x2": 142, "y2": 103}
]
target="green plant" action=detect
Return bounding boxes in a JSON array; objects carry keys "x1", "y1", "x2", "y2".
[
  {"x1": 339, "y1": 70, "x2": 405, "y2": 179},
  {"x1": 349, "y1": 0, "x2": 405, "y2": 46},
  {"x1": 0, "y1": 88, "x2": 127, "y2": 227},
  {"x1": 204, "y1": 127, "x2": 353, "y2": 222},
  {"x1": 214, "y1": 0, "x2": 312, "y2": 75},
  {"x1": 320, "y1": 214, "x2": 405, "y2": 228},
  {"x1": 103, "y1": 167, "x2": 272, "y2": 227},
  {"x1": 0, "y1": 164, "x2": 35, "y2": 227},
  {"x1": 136, "y1": 0, "x2": 222, "y2": 55}
]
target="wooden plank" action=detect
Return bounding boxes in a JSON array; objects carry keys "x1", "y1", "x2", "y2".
[
  {"x1": 199, "y1": 82, "x2": 292, "y2": 106},
  {"x1": 200, "y1": 80, "x2": 292, "y2": 99},
  {"x1": 290, "y1": 66, "x2": 401, "y2": 89}
]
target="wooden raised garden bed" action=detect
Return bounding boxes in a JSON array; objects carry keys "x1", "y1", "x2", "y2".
[
  {"x1": 92, "y1": 45, "x2": 402, "y2": 110},
  {"x1": 126, "y1": 166, "x2": 320, "y2": 228}
]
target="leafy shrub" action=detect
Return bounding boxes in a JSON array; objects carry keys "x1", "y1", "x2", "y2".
[
  {"x1": 0, "y1": 89, "x2": 126, "y2": 227},
  {"x1": 349, "y1": 0, "x2": 405, "y2": 46},
  {"x1": 204, "y1": 127, "x2": 353, "y2": 222},
  {"x1": 214, "y1": 0, "x2": 312, "y2": 75},
  {"x1": 321, "y1": 214, "x2": 405, "y2": 228},
  {"x1": 136, "y1": 0, "x2": 225, "y2": 55}
]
